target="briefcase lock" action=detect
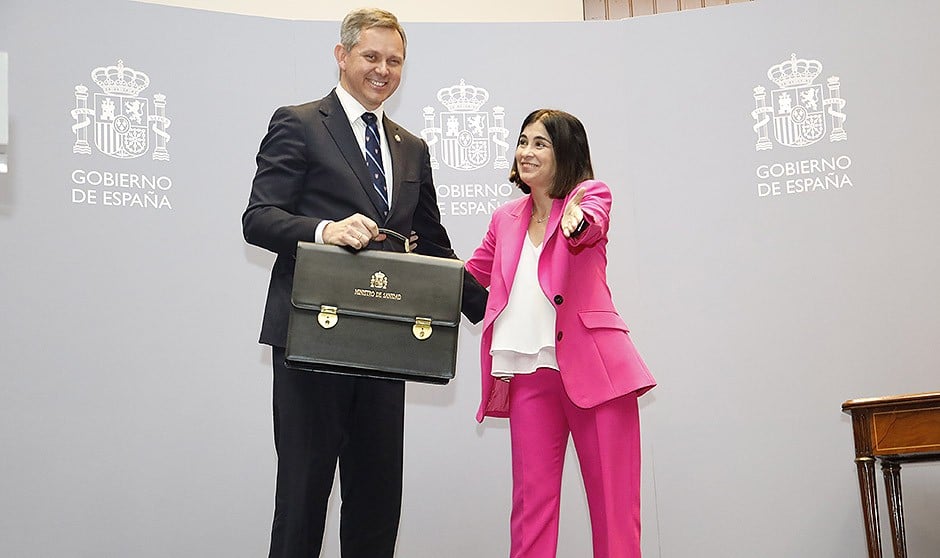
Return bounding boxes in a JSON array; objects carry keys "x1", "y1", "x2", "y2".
[
  {"x1": 413, "y1": 317, "x2": 433, "y2": 340},
  {"x1": 318, "y1": 306, "x2": 338, "y2": 329}
]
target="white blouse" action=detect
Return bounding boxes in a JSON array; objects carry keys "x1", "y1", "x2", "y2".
[{"x1": 490, "y1": 235, "x2": 559, "y2": 378}]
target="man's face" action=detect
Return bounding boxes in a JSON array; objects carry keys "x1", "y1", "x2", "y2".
[{"x1": 335, "y1": 27, "x2": 405, "y2": 111}]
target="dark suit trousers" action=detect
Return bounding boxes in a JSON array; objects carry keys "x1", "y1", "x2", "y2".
[{"x1": 269, "y1": 347, "x2": 405, "y2": 558}]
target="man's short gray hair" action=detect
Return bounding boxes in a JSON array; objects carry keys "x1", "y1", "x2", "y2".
[{"x1": 340, "y1": 8, "x2": 407, "y2": 57}]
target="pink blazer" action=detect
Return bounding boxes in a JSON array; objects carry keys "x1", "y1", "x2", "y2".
[{"x1": 465, "y1": 180, "x2": 656, "y2": 422}]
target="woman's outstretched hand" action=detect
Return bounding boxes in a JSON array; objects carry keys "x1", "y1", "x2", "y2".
[{"x1": 561, "y1": 187, "x2": 586, "y2": 238}]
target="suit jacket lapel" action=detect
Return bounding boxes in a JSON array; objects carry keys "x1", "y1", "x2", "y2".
[
  {"x1": 500, "y1": 199, "x2": 530, "y2": 292},
  {"x1": 543, "y1": 199, "x2": 563, "y2": 245},
  {"x1": 537, "y1": 199, "x2": 564, "y2": 297},
  {"x1": 384, "y1": 116, "x2": 404, "y2": 220},
  {"x1": 320, "y1": 90, "x2": 388, "y2": 221}
]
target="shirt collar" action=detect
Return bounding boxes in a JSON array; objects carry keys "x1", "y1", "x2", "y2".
[{"x1": 335, "y1": 83, "x2": 385, "y2": 126}]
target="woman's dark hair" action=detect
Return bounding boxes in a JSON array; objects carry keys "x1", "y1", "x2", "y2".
[{"x1": 508, "y1": 109, "x2": 594, "y2": 198}]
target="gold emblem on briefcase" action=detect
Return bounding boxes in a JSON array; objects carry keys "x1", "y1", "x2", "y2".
[{"x1": 370, "y1": 272, "x2": 388, "y2": 289}]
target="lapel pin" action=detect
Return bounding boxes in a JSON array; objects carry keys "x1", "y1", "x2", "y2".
[{"x1": 394, "y1": 134, "x2": 401, "y2": 143}]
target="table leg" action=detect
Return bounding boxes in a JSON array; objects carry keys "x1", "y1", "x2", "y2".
[
  {"x1": 881, "y1": 460, "x2": 907, "y2": 558},
  {"x1": 856, "y1": 456, "x2": 882, "y2": 558}
]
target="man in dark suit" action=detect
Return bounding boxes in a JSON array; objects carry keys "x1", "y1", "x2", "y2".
[{"x1": 242, "y1": 8, "x2": 485, "y2": 558}]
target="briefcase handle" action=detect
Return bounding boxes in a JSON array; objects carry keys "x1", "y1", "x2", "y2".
[{"x1": 378, "y1": 228, "x2": 412, "y2": 253}]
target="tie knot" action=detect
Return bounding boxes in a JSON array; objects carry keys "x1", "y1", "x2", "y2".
[{"x1": 362, "y1": 112, "x2": 377, "y2": 126}]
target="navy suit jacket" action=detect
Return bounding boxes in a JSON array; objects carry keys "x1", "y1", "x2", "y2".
[{"x1": 243, "y1": 90, "x2": 485, "y2": 347}]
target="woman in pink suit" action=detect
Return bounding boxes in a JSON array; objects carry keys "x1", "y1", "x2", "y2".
[{"x1": 465, "y1": 109, "x2": 656, "y2": 558}]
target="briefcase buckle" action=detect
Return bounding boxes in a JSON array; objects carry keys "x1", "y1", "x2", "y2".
[
  {"x1": 413, "y1": 317, "x2": 432, "y2": 340},
  {"x1": 318, "y1": 306, "x2": 338, "y2": 329}
]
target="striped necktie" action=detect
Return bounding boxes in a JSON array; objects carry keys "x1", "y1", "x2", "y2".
[{"x1": 362, "y1": 112, "x2": 389, "y2": 216}]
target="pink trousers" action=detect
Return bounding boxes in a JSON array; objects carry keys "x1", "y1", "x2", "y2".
[{"x1": 508, "y1": 369, "x2": 641, "y2": 558}]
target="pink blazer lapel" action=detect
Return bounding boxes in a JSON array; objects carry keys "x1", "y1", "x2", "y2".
[
  {"x1": 537, "y1": 198, "x2": 564, "y2": 296},
  {"x1": 542, "y1": 198, "x2": 564, "y2": 244},
  {"x1": 498, "y1": 198, "x2": 531, "y2": 293}
]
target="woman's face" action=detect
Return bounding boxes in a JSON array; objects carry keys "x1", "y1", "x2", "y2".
[{"x1": 515, "y1": 120, "x2": 556, "y2": 192}]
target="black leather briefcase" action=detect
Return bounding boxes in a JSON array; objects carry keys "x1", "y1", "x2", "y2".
[{"x1": 285, "y1": 240, "x2": 465, "y2": 384}]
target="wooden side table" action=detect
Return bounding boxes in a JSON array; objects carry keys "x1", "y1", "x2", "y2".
[{"x1": 842, "y1": 392, "x2": 940, "y2": 558}]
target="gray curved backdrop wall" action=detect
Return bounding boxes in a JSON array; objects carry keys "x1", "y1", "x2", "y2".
[{"x1": 1, "y1": 0, "x2": 938, "y2": 556}]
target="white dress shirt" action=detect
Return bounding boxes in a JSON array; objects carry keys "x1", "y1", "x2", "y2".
[{"x1": 490, "y1": 235, "x2": 559, "y2": 378}]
